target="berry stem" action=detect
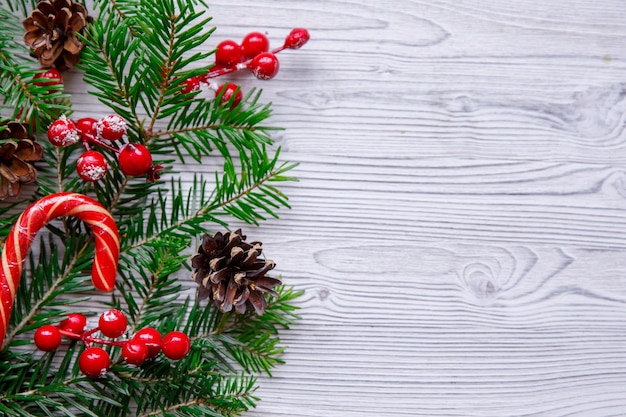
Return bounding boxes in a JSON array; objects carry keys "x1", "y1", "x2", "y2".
[
  {"x1": 271, "y1": 46, "x2": 286, "y2": 54},
  {"x1": 58, "y1": 329, "x2": 81, "y2": 339},
  {"x1": 58, "y1": 327, "x2": 125, "y2": 347},
  {"x1": 83, "y1": 336, "x2": 127, "y2": 347},
  {"x1": 203, "y1": 62, "x2": 248, "y2": 80},
  {"x1": 81, "y1": 327, "x2": 100, "y2": 339},
  {"x1": 83, "y1": 134, "x2": 120, "y2": 154}
]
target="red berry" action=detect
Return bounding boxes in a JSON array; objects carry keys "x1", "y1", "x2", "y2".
[
  {"x1": 216, "y1": 83, "x2": 243, "y2": 108},
  {"x1": 161, "y1": 331, "x2": 190, "y2": 360},
  {"x1": 76, "y1": 150, "x2": 108, "y2": 182},
  {"x1": 96, "y1": 114, "x2": 127, "y2": 141},
  {"x1": 98, "y1": 309, "x2": 127, "y2": 338},
  {"x1": 284, "y1": 28, "x2": 310, "y2": 49},
  {"x1": 75, "y1": 117, "x2": 98, "y2": 141},
  {"x1": 122, "y1": 339, "x2": 149, "y2": 365},
  {"x1": 133, "y1": 328, "x2": 162, "y2": 359},
  {"x1": 34, "y1": 325, "x2": 62, "y2": 352},
  {"x1": 58, "y1": 313, "x2": 87, "y2": 335},
  {"x1": 215, "y1": 40, "x2": 244, "y2": 67},
  {"x1": 79, "y1": 347, "x2": 110, "y2": 378},
  {"x1": 249, "y1": 52, "x2": 279, "y2": 80},
  {"x1": 47, "y1": 116, "x2": 80, "y2": 147},
  {"x1": 34, "y1": 67, "x2": 63, "y2": 87},
  {"x1": 180, "y1": 76, "x2": 201, "y2": 94},
  {"x1": 241, "y1": 32, "x2": 269, "y2": 60},
  {"x1": 118, "y1": 143, "x2": 153, "y2": 177}
]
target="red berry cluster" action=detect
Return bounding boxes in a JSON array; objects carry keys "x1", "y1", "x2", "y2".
[
  {"x1": 182, "y1": 28, "x2": 310, "y2": 108},
  {"x1": 34, "y1": 310, "x2": 191, "y2": 378},
  {"x1": 47, "y1": 115, "x2": 163, "y2": 183}
]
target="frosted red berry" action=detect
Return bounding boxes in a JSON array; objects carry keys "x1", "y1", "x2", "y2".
[
  {"x1": 58, "y1": 313, "x2": 87, "y2": 335},
  {"x1": 161, "y1": 331, "x2": 190, "y2": 360},
  {"x1": 34, "y1": 67, "x2": 62, "y2": 87},
  {"x1": 96, "y1": 114, "x2": 127, "y2": 141},
  {"x1": 47, "y1": 116, "x2": 80, "y2": 147},
  {"x1": 180, "y1": 76, "x2": 201, "y2": 94},
  {"x1": 122, "y1": 339, "x2": 149, "y2": 365},
  {"x1": 284, "y1": 28, "x2": 310, "y2": 49},
  {"x1": 34, "y1": 325, "x2": 62, "y2": 352},
  {"x1": 118, "y1": 143, "x2": 153, "y2": 177},
  {"x1": 76, "y1": 150, "x2": 108, "y2": 182},
  {"x1": 215, "y1": 40, "x2": 244, "y2": 67},
  {"x1": 98, "y1": 309, "x2": 127, "y2": 338},
  {"x1": 241, "y1": 32, "x2": 269, "y2": 60},
  {"x1": 249, "y1": 52, "x2": 280, "y2": 80},
  {"x1": 133, "y1": 328, "x2": 162, "y2": 359},
  {"x1": 79, "y1": 347, "x2": 110, "y2": 378},
  {"x1": 216, "y1": 83, "x2": 243, "y2": 107}
]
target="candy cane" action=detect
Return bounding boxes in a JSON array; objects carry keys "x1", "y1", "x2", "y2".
[{"x1": 0, "y1": 192, "x2": 120, "y2": 342}]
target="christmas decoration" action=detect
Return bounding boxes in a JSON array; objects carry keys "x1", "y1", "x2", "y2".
[
  {"x1": 195, "y1": 27, "x2": 310, "y2": 105},
  {"x1": 76, "y1": 149, "x2": 108, "y2": 182},
  {"x1": 191, "y1": 229, "x2": 282, "y2": 315},
  {"x1": 33, "y1": 309, "x2": 191, "y2": 377},
  {"x1": 0, "y1": 0, "x2": 306, "y2": 415},
  {"x1": 0, "y1": 192, "x2": 120, "y2": 342},
  {"x1": 22, "y1": 0, "x2": 91, "y2": 70},
  {"x1": 47, "y1": 115, "x2": 80, "y2": 146},
  {"x1": 0, "y1": 121, "x2": 43, "y2": 199},
  {"x1": 46, "y1": 114, "x2": 164, "y2": 182}
]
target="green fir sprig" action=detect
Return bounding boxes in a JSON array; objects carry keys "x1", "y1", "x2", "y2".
[
  {"x1": 0, "y1": 4, "x2": 71, "y2": 132},
  {"x1": 0, "y1": 0, "x2": 303, "y2": 415}
]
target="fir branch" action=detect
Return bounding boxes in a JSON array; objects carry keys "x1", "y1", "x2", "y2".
[
  {"x1": 0, "y1": 0, "x2": 304, "y2": 414},
  {"x1": 79, "y1": 16, "x2": 145, "y2": 133},
  {"x1": 213, "y1": 286, "x2": 303, "y2": 375},
  {"x1": 119, "y1": 154, "x2": 297, "y2": 268},
  {"x1": 0, "y1": 7, "x2": 71, "y2": 131}
]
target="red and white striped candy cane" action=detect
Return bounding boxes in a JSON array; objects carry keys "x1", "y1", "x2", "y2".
[{"x1": 0, "y1": 192, "x2": 120, "y2": 342}]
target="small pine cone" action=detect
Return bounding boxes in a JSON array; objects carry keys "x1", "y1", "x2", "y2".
[
  {"x1": 23, "y1": 0, "x2": 92, "y2": 70},
  {"x1": 0, "y1": 122, "x2": 43, "y2": 200},
  {"x1": 191, "y1": 229, "x2": 282, "y2": 315}
]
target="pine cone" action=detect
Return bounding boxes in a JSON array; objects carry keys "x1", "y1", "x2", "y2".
[
  {"x1": 0, "y1": 122, "x2": 43, "y2": 200},
  {"x1": 191, "y1": 229, "x2": 282, "y2": 315},
  {"x1": 23, "y1": 0, "x2": 91, "y2": 70}
]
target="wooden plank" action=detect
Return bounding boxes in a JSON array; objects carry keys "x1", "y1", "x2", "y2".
[{"x1": 62, "y1": 0, "x2": 626, "y2": 415}]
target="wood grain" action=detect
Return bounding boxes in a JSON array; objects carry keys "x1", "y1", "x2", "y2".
[{"x1": 67, "y1": 0, "x2": 626, "y2": 415}]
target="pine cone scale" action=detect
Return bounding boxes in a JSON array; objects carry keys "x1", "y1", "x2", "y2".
[
  {"x1": 209, "y1": 268, "x2": 228, "y2": 284},
  {"x1": 37, "y1": 0, "x2": 56, "y2": 15},
  {"x1": 15, "y1": 140, "x2": 44, "y2": 162},
  {"x1": 248, "y1": 291, "x2": 266, "y2": 315},
  {"x1": 64, "y1": 35, "x2": 82, "y2": 54},
  {"x1": 4, "y1": 158, "x2": 36, "y2": 182},
  {"x1": 0, "y1": 163, "x2": 18, "y2": 183},
  {"x1": 252, "y1": 277, "x2": 282, "y2": 294},
  {"x1": 0, "y1": 179, "x2": 20, "y2": 200},
  {"x1": 68, "y1": 12, "x2": 86, "y2": 33},
  {"x1": 192, "y1": 229, "x2": 282, "y2": 315}
]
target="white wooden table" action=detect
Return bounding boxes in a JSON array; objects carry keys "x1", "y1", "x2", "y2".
[{"x1": 69, "y1": 1, "x2": 626, "y2": 415}]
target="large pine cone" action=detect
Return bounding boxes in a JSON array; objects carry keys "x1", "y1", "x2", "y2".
[
  {"x1": 23, "y1": 0, "x2": 91, "y2": 70},
  {"x1": 0, "y1": 122, "x2": 43, "y2": 200},
  {"x1": 191, "y1": 229, "x2": 282, "y2": 315}
]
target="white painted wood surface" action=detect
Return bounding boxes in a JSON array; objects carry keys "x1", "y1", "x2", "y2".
[{"x1": 66, "y1": 1, "x2": 626, "y2": 416}]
